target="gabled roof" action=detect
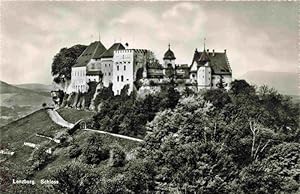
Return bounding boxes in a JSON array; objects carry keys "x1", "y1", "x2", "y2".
[
  {"x1": 100, "y1": 43, "x2": 125, "y2": 58},
  {"x1": 191, "y1": 49, "x2": 232, "y2": 75},
  {"x1": 73, "y1": 41, "x2": 106, "y2": 67},
  {"x1": 92, "y1": 42, "x2": 107, "y2": 59}
]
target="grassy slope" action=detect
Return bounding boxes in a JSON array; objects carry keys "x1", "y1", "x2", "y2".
[
  {"x1": 0, "y1": 109, "x2": 63, "y2": 174},
  {"x1": 57, "y1": 108, "x2": 95, "y2": 123},
  {"x1": 1, "y1": 108, "x2": 140, "y2": 182}
]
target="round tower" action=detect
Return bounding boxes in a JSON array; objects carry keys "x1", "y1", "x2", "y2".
[{"x1": 163, "y1": 44, "x2": 176, "y2": 69}]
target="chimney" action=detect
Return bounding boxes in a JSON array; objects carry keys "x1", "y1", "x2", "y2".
[
  {"x1": 212, "y1": 49, "x2": 215, "y2": 56},
  {"x1": 224, "y1": 49, "x2": 227, "y2": 53}
]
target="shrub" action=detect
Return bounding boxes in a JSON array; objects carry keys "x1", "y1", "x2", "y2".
[
  {"x1": 68, "y1": 144, "x2": 82, "y2": 158},
  {"x1": 110, "y1": 145, "x2": 126, "y2": 167},
  {"x1": 81, "y1": 135, "x2": 110, "y2": 165}
]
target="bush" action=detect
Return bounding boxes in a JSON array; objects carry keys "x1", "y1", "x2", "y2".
[
  {"x1": 81, "y1": 135, "x2": 110, "y2": 165},
  {"x1": 68, "y1": 144, "x2": 82, "y2": 158},
  {"x1": 30, "y1": 144, "x2": 54, "y2": 171},
  {"x1": 110, "y1": 145, "x2": 126, "y2": 167}
]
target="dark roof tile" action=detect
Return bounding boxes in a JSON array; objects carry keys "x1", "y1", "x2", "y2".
[
  {"x1": 100, "y1": 43, "x2": 125, "y2": 58},
  {"x1": 73, "y1": 41, "x2": 106, "y2": 67}
]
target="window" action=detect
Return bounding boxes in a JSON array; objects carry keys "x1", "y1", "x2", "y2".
[
  {"x1": 109, "y1": 72, "x2": 111, "y2": 76},
  {"x1": 105, "y1": 64, "x2": 107, "y2": 67},
  {"x1": 124, "y1": 65, "x2": 126, "y2": 71},
  {"x1": 117, "y1": 90, "x2": 119, "y2": 95},
  {"x1": 121, "y1": 75, "x2": 124, "y2": 82},
  {"x1": 117, "y1": 66, "x2": 119, "y2": 71},
  {"x1": 105, "y1": 73, "x2": 106, "y2": 76},
  {"x1": 117, "y1": 76, "x2": 119, "y2": 82}
]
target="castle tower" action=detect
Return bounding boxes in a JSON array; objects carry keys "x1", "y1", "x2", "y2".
[{"x1": 163, "y1": 44, "x2": 176, "y2": 69}]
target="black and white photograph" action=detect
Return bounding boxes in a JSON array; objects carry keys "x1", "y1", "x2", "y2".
[{"x1": 0, "y1": 1, "x2": 299, "y2": 193}]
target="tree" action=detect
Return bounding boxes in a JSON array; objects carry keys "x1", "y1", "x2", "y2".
[
  {"x1": 51, "y1": 44, "x2": 87, "y2": 91},
  {"x1": 110, "y1": 145, "x2": 126, "y2": 167},
  {"x1": 160, "y1": 84, "x2": 181, "y2": 109},
  {"x1": 29, "y1": 143, "x2": 54, "y2": 171},
  {"x1": 239, "y1": 143, "x2": 300, "y2": 194},
  {"x1": 46, "y1": 162, "x2": 103, "y2": 194},
  {"x1": 68, "y1": 144, "x2": 82, "y2": 158},
  {"x1": 230, "y1": 79, "x2": 255, "y2": 96},
  {"x1": 124, "y1": 159, "x2": 156, "y2": 193},
  {"x1": 81, "y1": 135, "x2": 110, "y2": 164}
]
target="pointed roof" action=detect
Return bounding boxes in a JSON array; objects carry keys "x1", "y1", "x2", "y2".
[
  {"x1": 198, "y1": 49, "x2": 210, "y2": 63},
  {"x1": 100, "y1": 43, "x2": 125, "y2": 58},
  {"x1": 191, "y1": 49, "x2": 232, "y2": 75},
  {"x1": 73, "y1": 41, "x2": 106, "y2": 67},
  {"x1": 163, "y1": 44, "x2": 176, "y2": 60},
  {"x1": 92, "y1": 41, "x2": 107, "y2": 59}
]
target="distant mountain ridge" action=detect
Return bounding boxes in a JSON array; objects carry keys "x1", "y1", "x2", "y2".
[
  {"x1": 15, "y1": 83, "x2": 52, "y2": 93},
  {"x1": 0, "y1": 81, "x2": 52, "y2": 126},
  {"x1": 240, "y1": 71, "x2": 298, "y2": 96}
]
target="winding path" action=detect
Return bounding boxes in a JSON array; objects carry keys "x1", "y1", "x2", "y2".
[
  {"x1": 46, "y1": 108, "x2": 75, "y2": 128},
  {"x1": 46, "y1": 108, "x2": 143, "y2": 142},
  {"x1": 83, "y1": 128, "x2": 144, "y2": 142}
]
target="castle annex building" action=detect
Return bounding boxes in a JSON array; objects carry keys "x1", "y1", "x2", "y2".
[{"x1": 69, "y1": 40, "x2": 232, "y2": 95}]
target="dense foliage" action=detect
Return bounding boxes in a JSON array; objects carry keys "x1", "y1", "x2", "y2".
[
  {"x1": 92, "y1": 83, "x2": 181, "y2": 138},
  {"x1": 5, "y1": 80, "x2": 299, "y2": 193},
  {"x1": 51, "y1": 44, "x2": 87, "y2": 83}
]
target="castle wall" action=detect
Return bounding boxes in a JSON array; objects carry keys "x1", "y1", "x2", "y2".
[
  {"x1": 112, "y1": 50, "x2": 135, "y2": 95},
  {"x1": 197, "y1": 64, "x2": 211, "y2": 90},
  {"x1": 70, "y1": 66, "x2": 88, "y2": 93},
  {"x1": 100, "y1": 58, "x2": 113, "y2": 87}
]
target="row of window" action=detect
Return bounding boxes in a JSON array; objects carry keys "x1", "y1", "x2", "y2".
[
  {"x1": 75, "y1": 85, "x2": 85, "y2": 91},
  {"x1": 116, "y1": 61, "x2": 130, "y2": 64},
  {"x1": 74, "y1": 71, "x2": 85, "y2": 76},
  {"x1": 104, "y1": 72, "x2": 111, "y2": 76},
  {"x1": 117, "y1": 65, "x2": 126, "y2": 71},
  {"x1": 117, "y1": 75, "x2": 124, "y2": 82}
]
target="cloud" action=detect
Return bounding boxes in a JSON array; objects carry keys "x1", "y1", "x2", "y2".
[{"x1": 0, "y1": 1, "x2": 297, "y2": 85}]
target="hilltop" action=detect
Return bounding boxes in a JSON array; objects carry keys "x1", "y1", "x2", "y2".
[{"x1": 15, "y1": 83, "x2": 52, "y2": 93}]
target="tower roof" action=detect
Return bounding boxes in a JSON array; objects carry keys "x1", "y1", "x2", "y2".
[
  {"x1": 198, "y1": 49, "x2": 210, "y2": 63},
  {"x1": 163, "y1": 44, "x2": 176, "y2": 60},
  {"x1": 73, "y1": 41, "x2": 106, "y2": 67},
  {"x1": 191, "y1": 49, "x2": 232, "y2": 75},
  {"x1": 100, "y1": 43, "x2": 125, "y2": 58}
]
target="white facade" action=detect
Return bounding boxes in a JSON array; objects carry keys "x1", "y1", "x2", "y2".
[
  {"x1": 112, "y1": 50, "x2": 135, "y2": 95},
  {"x1": 86, "y1": 75, "x2": 100, "y2": 83},
  {"x1": 197, "y1": 62, "x2": 212, "y2": 90},
  {"x1": 87, "y1": 59, "x2": 101, "y2": 72},
  {"x1": 164, "y1": 59, "x2": 175, "y2": 69},
  {"x1": 70, "y1": 67, "x2": 88, "y2": 93},
  {"x1": 100, "y1": 58, "x2": 114, "y2": 87}
]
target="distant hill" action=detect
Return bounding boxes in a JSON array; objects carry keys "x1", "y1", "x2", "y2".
[
  {"x1": 15, "y1": 83, "x2": 52, "y2": 93},
  {"x1": 0, "y1": 80, "x2": 31, "y2": 94},
  {"x1": 0, "y1": 81, "x2": 52, "y2": 126},
  {"x1": 0, "y1": 81, "x2": 52, "y2": 107},
  {"x1": 240, "y1": 71, "x2": 298, "y2": 96}
]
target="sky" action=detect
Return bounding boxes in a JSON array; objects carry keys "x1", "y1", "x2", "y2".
[{"x1": 0, "y1": 1, "x2": 298, "y2": 85}]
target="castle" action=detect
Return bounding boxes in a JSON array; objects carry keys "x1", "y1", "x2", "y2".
[{"x1": 68, "y1": 40, "x2": 232, "y2": 95}]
